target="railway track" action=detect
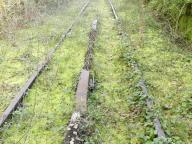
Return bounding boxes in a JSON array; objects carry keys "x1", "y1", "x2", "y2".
[
  {"x1": 0, "y1": 0, "x2": 90, "y2": 127},
  {"x1": 64, "y1": 19, "x2": 98, "y2": 144},
  {"x1": 108, "y1": 0, "x2": 166, "y2": 139},
  {"x1": 0, "y1": 0, "x2": 170, "y2": 143}
]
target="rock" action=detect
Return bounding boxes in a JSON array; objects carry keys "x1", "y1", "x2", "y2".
[
  {"x1": 73, "y1": 131, "x2": 77, "y2": 135},
  {"x1": 163, "y1": 105, "x2": 172, "y2": 110},
  {"x1": 74, "y1": 124, "x2": 78, "y2": 129},
  {"x1": 70, "y1": 138, "x2": 75, "y2": 144}
]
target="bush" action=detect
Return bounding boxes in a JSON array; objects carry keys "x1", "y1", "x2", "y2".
[
  {"x1": 0, "y1": 0, "x2": 69, "y2": 39},
  {"x1": 147, "y1": 0, "x2": 192, "y2": 40}
]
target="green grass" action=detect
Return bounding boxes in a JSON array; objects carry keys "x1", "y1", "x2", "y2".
[
  {"x1": 113, "y1": 0, "x2": 192, "y2": 143},
  {"x1": 179, "y1": 16, "x2": 192, "y2": 40},
  {"x1": 0, "y1": 0, "x2": 85, "y2": 115},
  {"x1": 0, "y1": 0, "x2": 98, "y2": 143}
]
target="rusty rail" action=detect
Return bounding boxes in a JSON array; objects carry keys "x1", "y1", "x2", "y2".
[
  {"x1": 0, "y1": 0, "x2": 90, "y2": 127},
  {"x1": 108, "y1": 0, "x2": 166, "y2": 138},
  {"x1": 64, "y1": 19, "x2": 98, "y2": 144},
  {"x1": 108, "y1": 0, "x2": 118, "y2": 20},
  {"x1": 138, "y1": 78, "x2": 166, "y2": 138}
]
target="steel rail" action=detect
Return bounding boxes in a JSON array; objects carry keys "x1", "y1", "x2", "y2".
[{"x1": 108, "y1": 0, "x2": 118, "y2": 20}]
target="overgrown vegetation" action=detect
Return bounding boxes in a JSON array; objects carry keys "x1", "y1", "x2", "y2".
[
  {"x1": 146, "y1": 0, "x2": 192, "y2": 40},
  {"x1": 0, "y1": 0, "x2": 192, "y2": 143},
  {"x1": 0, "y1": 1, "x2": 97, "y2": 142},
  {"x1": 0, "y1": 0, "x2": 70, "y2": 38}
]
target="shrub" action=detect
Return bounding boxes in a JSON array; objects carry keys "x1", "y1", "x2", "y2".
[
  {"x1": 147, "y1": 0, "x2": 192, "y2": 40},
  {"x1": 0, "y1": 0, "x2": 69, "y2": 39}
]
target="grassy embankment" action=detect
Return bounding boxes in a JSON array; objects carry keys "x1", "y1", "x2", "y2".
[{"x1": 114, "y1": 0, "x2": 192, "y2": 143}]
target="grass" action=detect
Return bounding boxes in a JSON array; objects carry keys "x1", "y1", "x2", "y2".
[
  {"x1": 0, "y1": 0, "x2": 85, "y2": 115},
  {"x1": 0, "y1": 0, "x2": 99, "y2": 143},
  {"x1": 113, "y1": 0, "x2": 192, "y2": 143}
]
